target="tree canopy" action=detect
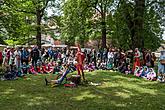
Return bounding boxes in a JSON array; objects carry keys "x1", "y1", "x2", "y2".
[{"x1": 0, "y1": 0, "x2": 164, "y2": 51}]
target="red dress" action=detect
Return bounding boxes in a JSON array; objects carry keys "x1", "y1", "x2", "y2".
[{"x1": 133, "y1": 51, "x2": 141, "y2": 72}]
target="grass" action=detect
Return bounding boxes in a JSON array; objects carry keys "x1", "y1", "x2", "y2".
[{"x1": 0, "y1": 70, "x2": 165, "y2": 110}]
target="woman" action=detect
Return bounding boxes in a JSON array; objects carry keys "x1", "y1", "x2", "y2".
[
  {"x1": 145, "y1": 50, "x2": 152, "y2": 67},
  {"x1": 151, "y1": 53, "x2": 156, "y2": 68},
  {"x1": 2, "y1": 48, "x2": 8, "y2": 66},
  {"x1": 158, "y1": 51, "x2": 165, "y2": 82},
  {"x1": 133, "y1": 48, "x2": 141, "y2": 72},
  {"x1": 107, "y1": 49, "x2": 114, "y2": 69},
  {"x1": 14, "y1": 47, "x2": 21, "y2": 69}
]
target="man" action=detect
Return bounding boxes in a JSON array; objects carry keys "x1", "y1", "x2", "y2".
[
  {"x1": 21, "y1": 47, "x2": 30, "y2": 65},
  {"x1": 31, "y1": 46, "x2": 39, "y2": 69},
  {"x1": 75, "y1": 44, "x2": 85, "y2": 81},
  {"x1": 158, "y1": 51, "x2": 165, "y2": 82}
]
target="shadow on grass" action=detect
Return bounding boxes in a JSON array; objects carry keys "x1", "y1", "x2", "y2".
[{"x1": 0, "y1": 70, "x2": 165, "y2": 110}]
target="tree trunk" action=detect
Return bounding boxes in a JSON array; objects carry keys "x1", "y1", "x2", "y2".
[
  {"x1": 101, "y1": 10, "x2": 106, "y2": 48},
  {"x1": 134, "y1": 0, "x2": 145, "y2": 49},
  {"x1": 36, "y1": 9, "x2": 42, "y2": 49}
]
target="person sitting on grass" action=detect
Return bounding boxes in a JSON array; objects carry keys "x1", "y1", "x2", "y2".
[
  {"x1": 140, "y1": 66, "x2": 149, "y2": 78},
  {"x1": 45, "y1": 64, "x2": 71, "y2": 86},
  {"x1": 29, "y1": 64, "x2": 38, "y2": 75},
  {"x1": 16, "y1": 67, "x2": 25, "y2": 77},
  {"x1": 118, "y1": 61, "x2": 126, "y2": 73},
  {"x1": 136, "y1": 67, "x2": 143, "y2": 77},
  {"x1": 41, "y1": 60, "x2": 53, "y2": 74},
  {"x1": 88, "y1": 62, "x2": 95, "y2": 72},
  {"x1": 99, "y1": 61, "x2": 107, "y2": 70},
  {"x1": 146, "y1": 68, "x2": 156, "y2": 81},
  {"x1": 53, "y1": 62, "x2": 61, "y2": 74},
  {"x1": 134, "y1": 66, "x2": 140, "y2": 76},
  {"x1": 124, "y1": 65, "x2": 132, "y2": 75},
  {"x1": 22, "y1": 62, "x2": 29, "y2": 74},
  {"x1": 1, "y1": 65, "x2": 18, "y2": 80}
]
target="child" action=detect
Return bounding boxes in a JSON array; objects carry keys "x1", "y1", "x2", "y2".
[
  {"x1": 147, "y1": 68, "x2": 156, "y2": 81},
  {"x1": 41, "y1": 63, "x2": 48, "y2": 74},
  {"x1": 1, "y1": 65, "x2": 17, "y2": 80},
  {"x1": 29, "y1": 64, "x2": 38, "y2": 75},
  {"x1": 22, "y1": 62, "x2": 29, "y2": 74},
  {"x1": 134, "y1": 66, "x2": 140, "y2": 76},
  {"x1": 47, "y1": 62, "x2": 54, "y2": 73},
  {"x1": 140, "y1": 66, "x2": 149, "y2": 78},
  {"x1": 36, "y1": 59, "x2": 42, "y2": 73},
  {"x1": 124, "y1": 65, "x2": 132, "y2": 75},
  {"x1": 139, "y1": 67, "x2": 144, "y2": 77},
  {"x1": 100, "y1": 61, "x2": 107, "y2": 70},
  {"x1": 88, "y1": 62, "x2": 95, "y2": 72},
  {"x1": 53, "y1": 63, "x2": 61, "y2": 74},
  {"x1": 17, "y1": 66, "x2": 24, "y2": 77},
  {"x1": 96, "y1": 59, "x2": 101, "y2": 70}
]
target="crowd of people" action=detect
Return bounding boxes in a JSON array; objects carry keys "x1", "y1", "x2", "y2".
[{"x1": 0, "y1": 45, "x2": 164, "y2": 83}]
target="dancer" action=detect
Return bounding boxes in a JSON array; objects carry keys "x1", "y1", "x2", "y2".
[{"x1": 75, "y1": 44, "x2": 85, "y2": 81}]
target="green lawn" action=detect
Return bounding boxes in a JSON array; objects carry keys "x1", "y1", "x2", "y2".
[{"x1": 0, "y1": 71, "x2": 165, "y2": 110}]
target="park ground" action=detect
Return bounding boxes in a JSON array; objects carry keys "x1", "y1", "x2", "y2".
[{"x1": 0, "y1": 71, "x2": 165, "y2": 110}]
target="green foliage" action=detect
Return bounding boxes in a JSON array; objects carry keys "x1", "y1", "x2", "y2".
[
  {"x1": 0, "y1": 0, "x2": 164, "y2": 50},
  {"x1": 110, "y1": 0, "x2": 164, "y2": 50}
]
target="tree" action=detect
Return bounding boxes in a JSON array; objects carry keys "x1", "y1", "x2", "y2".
[
  {"x1": 61, "y1": 0, "x2": 93, "y2": 46},
  {"x1": 84, "y1": 0, "x2": 114, "y2": 48},
  {"x1": 111, "y1": 0, "x2": 164, "y2": 51},
  {"x1": 1, "y1": 0, "x2": 56, "y2": 48}
]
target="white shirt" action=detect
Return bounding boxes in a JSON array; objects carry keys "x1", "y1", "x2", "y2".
[{"x1": 108, "y1": 52, "x2": 114, "y2": 59}]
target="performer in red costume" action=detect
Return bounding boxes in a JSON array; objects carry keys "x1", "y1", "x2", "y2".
[
  {"x1": 133, "y1": 48, "x2": 141, "y2": 72},
  {"x1": 75, "y1": 44, "x2": 85, "y2": 81}
]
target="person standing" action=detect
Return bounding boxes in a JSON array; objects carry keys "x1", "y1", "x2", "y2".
[
  {"x1": 103, "y1": 48, "x2": 107, "y2": 63},
  {"x1": 21, "y1": 47, "x2": 30, "y2": 65},
  {"x1": 9, "y1": 48, "x2": 15, "y2": 66},
  {"x1": 151, "y1": 53, "x2": 156, "y2": 68},
  {"x1": 133, "y1": 48, "x2": 141, "y2": 72},
  {"x1": 91, "y1": 49, "x2": 97, "y2": 67},
  {"x1": 107, "y1": 49, "x2": 114, "y2": 69},
  {"x1": 14, "y1": 47, "x2": 21, "y2": 68},
  {"x1": 158, "y1": 51, "x2": 165, "y2": 82},
  {"x1": 145, "y1": 50, "x2": 152, "y2": 67},
  {"x1": 76, "y1": 44, "x2": 85, "y2": 81},
  {"x1": 114, "y1": 49, "x2": 120, "y2": 68},
  {"x1": 2, "y1": 48, "x2": 7, "y2": 66},
  {"x1": 31, "y1": 46, "x2": 39, "y2": 69}
]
